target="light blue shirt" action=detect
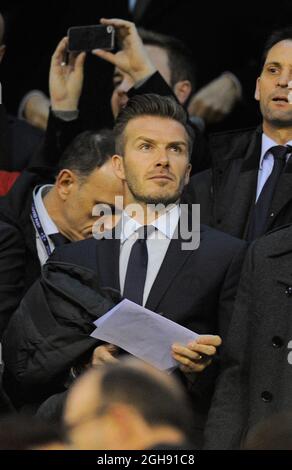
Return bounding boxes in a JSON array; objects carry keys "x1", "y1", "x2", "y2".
[{"x1": 256, "y1": 134, "x2": 292, "y2": 201}]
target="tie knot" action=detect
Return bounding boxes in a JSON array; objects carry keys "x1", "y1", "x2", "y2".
[
  {"x1": 136, "y1": 225, "x2": 156, "y2": 240},
  {"x1": 270, "y1": 145, "x2": 292, "y2": 160}
]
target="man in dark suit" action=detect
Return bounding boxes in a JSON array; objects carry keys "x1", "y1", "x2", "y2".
[
  {"x1": 0, "y1": 35, "x2": 124, "y2": 338},
  {"x1": 204, "y1": 222, "x2": 292, "y2": 449},
  {"x1": 25, "y1": 93, "x2": 246, "y2": 446},
  {"x1": 0, "y1": 129, "x2": 122, "y2": 338},
  {"x1": 186, "y1": 27, "x2": 292, "y2": 241}
]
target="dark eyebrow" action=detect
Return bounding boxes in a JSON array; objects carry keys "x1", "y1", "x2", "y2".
[
  {"x1": 167, "y1": 141, "x2": 188, "y2": 148},
  {"x1": 134, "y1": 136, "x2": 157, "y2": 144},
  {"x1": 135, "y1": 137, "x2": 187, "y2": 147},
  {"x1": 265, "y1": 61, "x2": 282, "y2": 67}
]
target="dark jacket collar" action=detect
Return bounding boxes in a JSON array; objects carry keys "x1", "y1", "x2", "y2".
[{"x1": 266, "y1": 224, "x2": 292, "y2": 257}]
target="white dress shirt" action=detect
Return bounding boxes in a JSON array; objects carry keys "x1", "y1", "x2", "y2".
[
  {"x1": 119, "y1": 205, "x2": 180, "y2": 306},
  {"x1": 256, "y1": 133, "x2": 292, "y2": 201},
  {"x1": 32, "y1": 185, "x2": 59, "y2": 266}
]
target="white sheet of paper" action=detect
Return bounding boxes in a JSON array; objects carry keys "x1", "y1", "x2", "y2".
[{"x1": 90, "y1": 299, "x2": 199, "y2": 370}]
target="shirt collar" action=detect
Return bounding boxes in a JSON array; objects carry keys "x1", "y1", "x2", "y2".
[
  {"x1": 120, "y1": 205, "x2": 180, "y2": 243},
  {"x1": 260, "y1": 133, "x2": 292, "y2": 169},
  {"x1": 33, "y1": 185, "x2": 59, "y2": 236}
]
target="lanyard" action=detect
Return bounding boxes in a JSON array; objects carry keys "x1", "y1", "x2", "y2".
[{"x1": 31, "y1": 200, "x2": 53, "y2": 257}]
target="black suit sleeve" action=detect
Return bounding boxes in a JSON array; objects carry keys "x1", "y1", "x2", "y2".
[
  {"x1": 0, "y1": 222, "x2": 26, "y2": 338},
  {"x1": 28, "y1": 110, "x2": 83, "y2": 169},
  {"x1": 204, "y1": 244, "x2": 255, "y2": 449}
]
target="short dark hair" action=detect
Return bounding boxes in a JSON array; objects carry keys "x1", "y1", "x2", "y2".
[
  {"x1": 99, "y1": 363, "x2": 195, "y2": 440},
  {"x1": 0, "y1": 414, "x2": 67, "y2": 449},
  {"x1": 260, "y1": 26, "x2": 292, "y2": 70},
  {"x1": 114, "y1": 93, "x2": 194, "y2": 157},
  {"x1": 58, "y1": 129, "x2": 115, "y2": 180},
  {"x1": 138, "y1": 28, "x2": 196, "y2": 92}
]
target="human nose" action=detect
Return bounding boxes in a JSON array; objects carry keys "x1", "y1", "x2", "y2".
[
  {"x1": 155, "y1": 148, "x2": 170, "y2": 166},
  {"x1": 277, "y1": 69, "x2": 292, "y2": 87}
]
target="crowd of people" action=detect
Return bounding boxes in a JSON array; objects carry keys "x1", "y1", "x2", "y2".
[{"x1": 1, "y1": 3, "x2": 292, "y2": 451}]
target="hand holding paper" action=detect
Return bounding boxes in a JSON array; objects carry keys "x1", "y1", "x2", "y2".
[
  {"x1": 90, "y1": 299, "x2": 203, "y2": 371},
  {"x1": 172, "y1": 335, "x2": 222, "y2": 374}
]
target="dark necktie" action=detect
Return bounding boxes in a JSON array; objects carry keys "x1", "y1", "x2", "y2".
[
  {"x1": 49, "y1": 232, "x2": 70, "y2": 247},
  {"x1": 248, "y1": 145, "x2": 292, "y2": 240},
  {"x1": 123, "y1": 225, "x2": 155, "y2": 305}
]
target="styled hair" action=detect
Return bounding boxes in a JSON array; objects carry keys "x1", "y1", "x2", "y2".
[
  {"x1": 58, "y1": 129, "x2": 115, "y2": 179},
  {"x1": 114, "y1": 93, "x2": 194, "y2": 157},
  {"x1": 260, "y1": 26, "x2": 292, "y2": 70},
  {"x1": 98, "y1": 362, "x2": 195, "y2": 440},
  {"x1": 138, "y1": 28, "x2": 196, "y2": 91}
]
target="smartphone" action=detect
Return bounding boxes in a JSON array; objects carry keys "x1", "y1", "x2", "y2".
[{"x1": 67, "y1": 25, "x2": 115, "y2": 52}]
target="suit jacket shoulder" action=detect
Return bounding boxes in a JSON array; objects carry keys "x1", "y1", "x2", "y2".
[
  {"x1": 49, "y1": 238, "x2": 98, "y2": 271},
  {"x1": 208, "y1": 126, "x2": 261, "y2": 164}
]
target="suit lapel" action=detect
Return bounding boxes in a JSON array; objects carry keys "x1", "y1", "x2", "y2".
[
  {"x1": 96, "y1": 238, "x2": 121, "y2": 292},
  {"x1": 266, "y1": 158, "x2": 292, "y2": 230},
  {"x1": 220, "y1": 129, "x2": 262, "y2": 238},
  {"x1": 145, "y1": 238, "x2": 193, "y2": 312},
  {"x1": 145, "y1": 213, "x2": 196, "y2": 311}
]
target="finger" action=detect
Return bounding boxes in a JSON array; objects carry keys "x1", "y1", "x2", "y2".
[
  {"x1": 173, "y1": 352, "x2": 212, "y2": 372},
  {"x1": 92, "y1": 49, "x2": 117, "y2": 65},
  {"x1": 179, "y1": 362, "x2": 209, "y2": 374},
  {"x1": 74, "y1": 51, "x2": 86, "y2": 71},
  {"x1": 92, "y1": 348, "x2": 118, "y2": 365},
  {"x1": 105, "y1": 344, "x2": 119, "y2": 354},
  {"x1": 172, "y1": 344, "x2": 204, "y2": 361},
  {"x1": 101, "y1": 350, "x2": 119, "y2": 363},
  {"x1": 187, "y1": 343, "x2": 217, "y2": 357},
  {"x1": 68, "y1": 51, "x2": 78, "y2": 68},
  {"x1": 52, "y1": 37, "x2": 68, "y2": 65},
  {"x1": 195, "y1": 335, "x2": 222, "y2": 347},
  {"x1": 100, "y1": 18, "x2": 134, "y2": 28}
]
